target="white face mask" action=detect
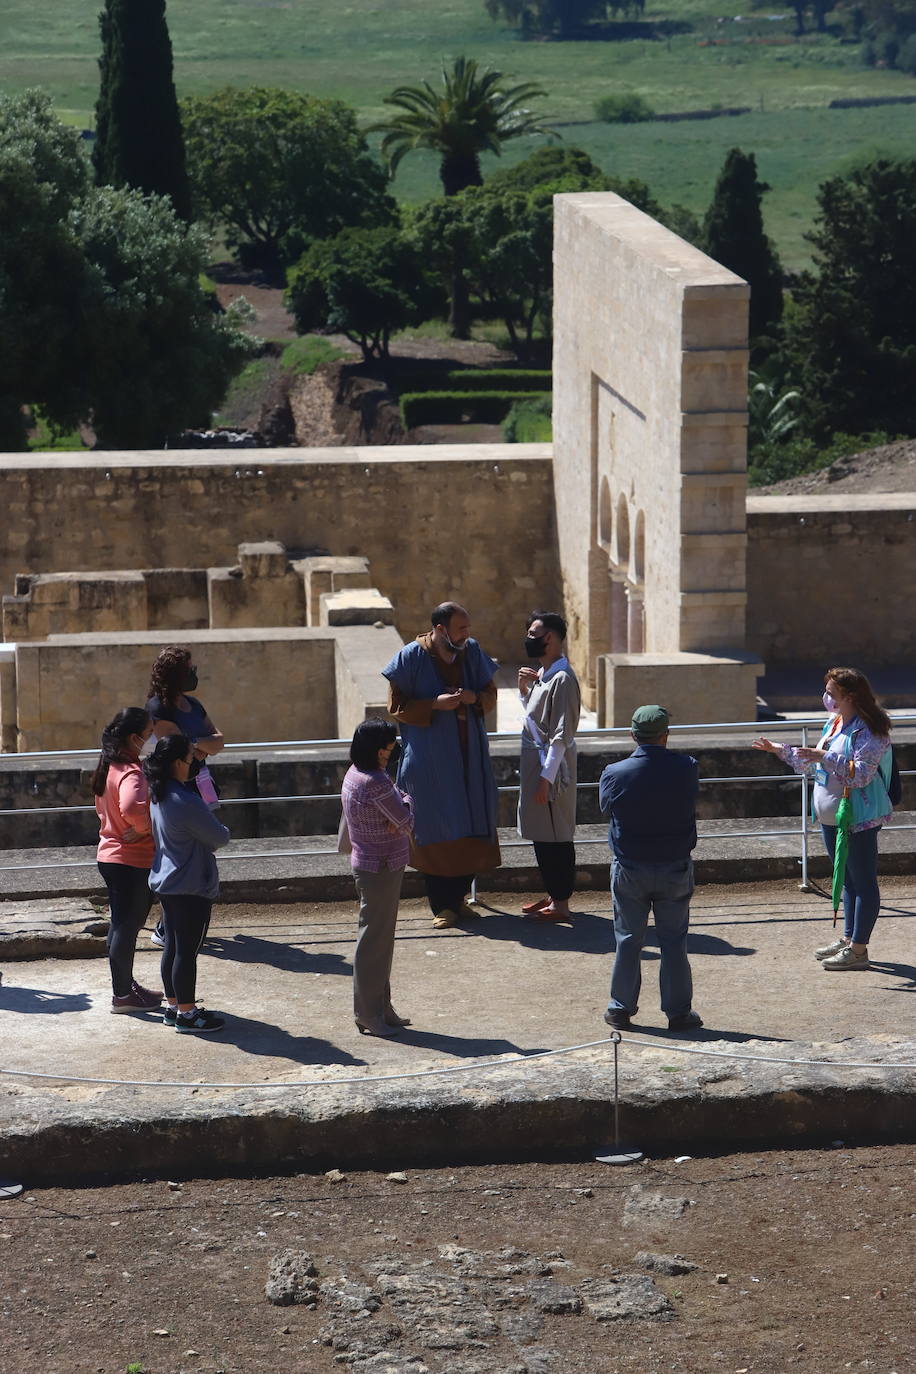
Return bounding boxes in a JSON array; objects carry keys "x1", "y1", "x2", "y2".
[{"x1": 140, "y1": 732, "x2": 158, "y2": 758}]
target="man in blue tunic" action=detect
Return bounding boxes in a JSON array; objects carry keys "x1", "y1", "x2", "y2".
[
  {"x1": 599, "y1": 705, "x2": 703, "y2": 1033},
  {"x1": 383, "y1": 602, "x2": 500, "y2": 929}
]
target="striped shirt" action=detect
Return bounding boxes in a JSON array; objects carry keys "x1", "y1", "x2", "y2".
[{"x1": 341, "y1": 766, "x2": 414, "y2": 872}]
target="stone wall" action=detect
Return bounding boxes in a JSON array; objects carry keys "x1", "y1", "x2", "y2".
[
  {"x1": 746, "y1": 494, "x2": 916, "y2": 667},
  {"x1": 0, "y1": 446, "x2": 559, "y2": 667},
  {"x1": 9, "y1": 624, "x2": 402, "y2": 752}
]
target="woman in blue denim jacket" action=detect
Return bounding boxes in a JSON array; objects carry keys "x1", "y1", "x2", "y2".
[{"x1": 754, "y1": 667, "x2": 892, "y2": 971}]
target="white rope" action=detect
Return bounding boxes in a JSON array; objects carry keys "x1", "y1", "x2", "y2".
[{"x1": 2, "y1": 1032, "x2": 913, "y2": 1093}]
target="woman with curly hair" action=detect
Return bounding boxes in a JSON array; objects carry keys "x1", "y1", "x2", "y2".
[
  {"x1": 92, "y1": 707, "x2": 162, "y2": 1013},
  {"x1": 146, "y1": 646, "x2": 224, "y2": 946},
  {"x1": 755, "y1": 667, "x2": 893, "y2": 971}
]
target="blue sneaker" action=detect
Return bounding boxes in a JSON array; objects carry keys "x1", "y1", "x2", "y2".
[{"x1": 175, "y1": 1008, "x2": 224, "y2": 1034}]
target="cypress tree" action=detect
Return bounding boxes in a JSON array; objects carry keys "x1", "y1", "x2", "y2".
[
  {"x1": 702, "y1": 148, "x2": 783, "y2": 342},
  {"x1": 93, "y1": 0, "x2": 191, "y2": 221}
]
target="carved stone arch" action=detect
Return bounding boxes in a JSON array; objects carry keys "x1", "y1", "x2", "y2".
[
  {"x1": 598, "y1": 476, "x2": 612, "y2": 550},
  {"x1": 633, "y1": 509, "x2": 646, "y2": 585},
  {"x1": 613, "y1": 494, "x2": 630, "y2": 571}
]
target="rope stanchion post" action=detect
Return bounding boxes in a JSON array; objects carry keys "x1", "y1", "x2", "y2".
[{"x1": 594, "y1": 1032, "x2": 643, "y2": 1165}]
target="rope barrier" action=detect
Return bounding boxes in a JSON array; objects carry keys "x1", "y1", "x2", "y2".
[{"x1": 2, "y1": 1032, "x2": 913, "y2": 1093}]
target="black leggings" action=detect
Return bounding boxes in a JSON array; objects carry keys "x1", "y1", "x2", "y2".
[
  {"x1": 424, "y1": 873, "x2": 474, "y2": 916},
  {"x1": 158, "y1": 893, "x2": 212, "y2": 1004},
  {"x1": 98, "y1": 862, "x2": 154, "y2": 997},
  {"x1": 533, "y1": 841, "x2": 576, "y2": 902}
]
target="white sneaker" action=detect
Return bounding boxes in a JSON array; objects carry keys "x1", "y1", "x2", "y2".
[
  {"x1": 149, "y1": 926, "x2": 165, "y2": 949},
  {"x1": 822, "y1": 945, "x2": 870, "y2": 971},
  {"x1": 814, "y1": 937, "x2": 847, "y2": 961}
]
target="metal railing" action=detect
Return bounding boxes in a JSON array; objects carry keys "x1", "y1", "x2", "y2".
[{"x1": 1, "y1": 713, "x2": 914, "y2": 887}]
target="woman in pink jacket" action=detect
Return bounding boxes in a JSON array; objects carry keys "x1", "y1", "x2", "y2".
[{"x1": 92, "y1": 707, "x2": 162, "y2": 1013}]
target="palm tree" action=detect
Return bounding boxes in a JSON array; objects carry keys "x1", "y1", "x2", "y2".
[
  {"x1": 371, "y1": 57, "x2": 556, "y2": 335},
  {"x1": 371, "y1": 56, "x2": 555, "y2": 197}
]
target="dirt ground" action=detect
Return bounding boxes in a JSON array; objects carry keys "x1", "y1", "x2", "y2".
[
  {"x1": 1, "y1": 1145, "x2": 912, "y2": 1374},
  {"x1": 755, "y1": 438, "x2": 916, "y2": 495}
]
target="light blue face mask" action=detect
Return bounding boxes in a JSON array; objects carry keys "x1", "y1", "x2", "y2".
[{"x1": 823, "y1": 692, "x2": 838, "y2": 712}]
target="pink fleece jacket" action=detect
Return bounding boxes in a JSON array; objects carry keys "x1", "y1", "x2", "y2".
[{"x1": 95, "y1": 761, "x2": 154, "y2": 868}]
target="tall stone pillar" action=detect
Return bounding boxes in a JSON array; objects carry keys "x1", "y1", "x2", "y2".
[
  {"x1": 626, "y1": 585, "x2": 645, "y2": 654},
  {"x1": 610, "y1": 571, "x2": 628, "y2": 653}
]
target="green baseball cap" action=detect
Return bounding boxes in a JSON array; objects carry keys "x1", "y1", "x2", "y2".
[{"x1": 631, "y1": 704, "x2": 670, "y2": 736}]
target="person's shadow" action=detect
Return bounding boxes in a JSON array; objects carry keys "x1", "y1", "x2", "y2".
[
  {"x1": 385, "y1": 1028, "x2": 549, "y2": 1060},
  {"x1": 0, "y1": 985, "x2": 92, "y2": 1015},
  {"x1": 217, "y1": 1013, "x2": 365, "y2": 1068},
  {"x1": 203, "y1": 933, "x2": 351, "y2": 977},
  {"x1": 867, "y1": 959, "x2": 916, "y2": 991},
  {"x1": 464, "y1": 901, "x2": 614, "y2": 956},
  {"x1": 623, "y1": 1024, "x2": 792, "y2": 1045}
]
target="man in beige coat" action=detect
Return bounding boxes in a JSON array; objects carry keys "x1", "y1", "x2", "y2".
[{"x1": 517, "y1": 611, "x2": 581, "y2": 922}]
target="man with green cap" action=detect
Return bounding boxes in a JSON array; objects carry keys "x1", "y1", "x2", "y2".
[{"x1": 598, "y1": 704, "x2": 702, "y2": 1032}]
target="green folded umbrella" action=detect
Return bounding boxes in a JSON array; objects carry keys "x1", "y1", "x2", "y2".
[{"x1": 831, "y1": 794, "x2": 852, "y2": 927}]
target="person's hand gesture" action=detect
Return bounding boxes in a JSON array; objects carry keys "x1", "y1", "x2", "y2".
[
  {"x1": 435, "y1": 690, "x2": 462, "y2": 711},
  {"x1": 752, "y1": 737, "x2": 780, "y2": 753},
  {"x1": 533, "y1": 777, "x2": 550, "y2": 806},
  {"x1": 518, "y1": 666, "x2": 539, "y2": 696}
]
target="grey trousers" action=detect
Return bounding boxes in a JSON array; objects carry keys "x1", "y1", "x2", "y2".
[{"x1": 352, "y1": 865, "x2": 404, "y2": 1026}]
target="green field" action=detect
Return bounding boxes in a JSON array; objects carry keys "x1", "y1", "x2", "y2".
[{"x1": 4, "y1": 0, "x2": 916, "y2": 268}]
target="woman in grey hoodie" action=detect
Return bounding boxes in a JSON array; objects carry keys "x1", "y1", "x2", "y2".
[{"x1": 145, "y1": 734, "x2": 230, "y2": 1033}]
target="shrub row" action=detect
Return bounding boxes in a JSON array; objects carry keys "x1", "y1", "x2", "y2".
[
  {"x1": 502, "y1": 396, "x2": 553, "y2": 443},
  {"x1": 400, "y1": 389, "x2": 551, "y2": 429},
  {"x1": 396, "y1": 368, "x2": 552, "y2": 395}
]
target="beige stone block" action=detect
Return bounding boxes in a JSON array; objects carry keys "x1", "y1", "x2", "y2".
[
  {"x1": 597, "y1": 651, "x2": 762, "y2": 727},
  {"x1": 333, "y1": 624, "x2": 404, "y2": 739},
  {"x1": 299, "y1": 556, "x2": 371, "y2": 626},
  {"x1": 207, "y1": 567, "x2": 305, "y2": 630},
  {"x1": 319, "y1": 589, "x2": 394, "y2": 627},
  {"x1": 238, "y1": 541, "x2": 289, "y2": 579},
  {"x1": 0, "y1": 646, "x2": 16, "y2": 752}
]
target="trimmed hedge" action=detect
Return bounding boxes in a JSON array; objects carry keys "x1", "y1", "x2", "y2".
[
  {"x1": 400, "y1": 389, "x2": 551, "y2": 428},
  {"x1": 397, "y1": 368, "x2": 552, "y2": 395}
]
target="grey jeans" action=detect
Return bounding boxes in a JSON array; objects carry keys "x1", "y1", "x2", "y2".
[{"x1": 352, "y1": 865, "x2": 404, "y2": 1026}]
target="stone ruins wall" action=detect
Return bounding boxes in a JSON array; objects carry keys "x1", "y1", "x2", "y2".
[
  {"x1": 552, "y1": 191, "x2": 757, "y2": 724},
  {"x1": 8, "y1": 625, "x2": 400, "y2": 752},
  {"x1": 746, "y1": 494, "x2": 916, "y2": 667},
  {"x1": 0, "y1": 446, "x2": 559, "y2": 668}
]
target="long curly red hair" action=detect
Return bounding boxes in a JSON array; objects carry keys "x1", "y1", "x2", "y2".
[{"x1": 148, "y1": 645, "x2": 192, "y2": 707}]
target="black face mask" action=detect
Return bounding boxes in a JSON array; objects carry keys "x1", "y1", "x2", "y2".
[
  {"x1": 525, "y1": 634, "x2": 547, "y2": 658},
  {"x1": 182, "y1": 668, "x2": 199, "y2": 692},
  {"x1": 386, "y1": 742, "x2": 401, "y2": 771}
]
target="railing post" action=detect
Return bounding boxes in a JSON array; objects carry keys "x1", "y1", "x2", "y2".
[{"x1": 799, "y1": 724, "x2": 811, "y2": 891}]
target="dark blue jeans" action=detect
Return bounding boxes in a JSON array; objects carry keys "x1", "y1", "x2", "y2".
[
  {"x1": 608, "y1": 857, "x2": 694, "y2": 1018},
  {"x1": 820, "y1": 823, "x2": 881, "y2": 944}
]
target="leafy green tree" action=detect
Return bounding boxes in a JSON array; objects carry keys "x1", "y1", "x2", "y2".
[
  {"x1": 371, "y1": 57, "x2": 556, "y2": 198},
  {"x1": 0, "y1": 92, "x2": 91, "y2": 448},
  {"x1": 182, "y1": 87, "x2": 395, "y2": 281},
  {"x1": 74, "y1": 187, "x2": 253, "y2": 447},
  {"x1": 287, "y1": 226, "x2": 445, "y2": 361},
  {"x1": 702, "y1": 148, "x2": 783, "y2": 341},
  {"x1": 371, "y1": 57, "x2": 555, "y2": 337},
  {"x1": 485, "y1": 0, "x2": 610, "y2": 35},
  {"x1": 93, "y1": 0, "x2": 191, "y2": 221},
  {"x1": 784, "y1": 158, "x2": 916, "y2": 442}
]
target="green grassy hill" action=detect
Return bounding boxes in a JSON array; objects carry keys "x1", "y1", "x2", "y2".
[{"x1": 4, "y1": 0, "x2": 916, "y2": 267}]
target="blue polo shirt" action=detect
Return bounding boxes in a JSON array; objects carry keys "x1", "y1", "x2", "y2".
[{"x1": 598, "y1": 744, "x2": 699, "y2": 863}]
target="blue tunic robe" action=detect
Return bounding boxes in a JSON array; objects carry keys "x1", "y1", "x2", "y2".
[{"x1": 382, "y1": 638, "x2": 500, "y2": 870}]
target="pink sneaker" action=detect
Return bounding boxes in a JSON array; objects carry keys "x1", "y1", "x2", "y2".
[{"x1": 131, "y1": 980, "x2": 163, "y2": 1007}]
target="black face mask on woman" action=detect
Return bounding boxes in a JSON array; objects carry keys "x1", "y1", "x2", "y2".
[
  {"x1": 182, "y1": 667, "x2": 199, "y2": 692},
  {"x1": 525, "y1": 634, "x2": 547, "y2": 658}
]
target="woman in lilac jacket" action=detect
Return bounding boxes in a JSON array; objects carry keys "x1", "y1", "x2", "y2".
[{"x1": 341, "y1": 718, "x2": 414, "y2": 1037}]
